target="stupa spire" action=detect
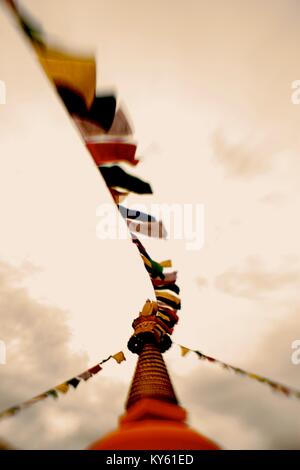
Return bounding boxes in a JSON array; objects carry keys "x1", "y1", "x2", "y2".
[
  {"x1": 88, "y1": 300, "x2": 220, "y2": 450},
  {"x1": 126, "y1": 341, "x2": 178, "y2": 410}
]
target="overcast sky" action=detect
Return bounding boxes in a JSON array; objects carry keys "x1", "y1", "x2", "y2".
[{"x1": 0, "y1": 0, "x2": 300, "y2": 449}]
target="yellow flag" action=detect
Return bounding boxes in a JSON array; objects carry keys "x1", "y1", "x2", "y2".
[
  {"x1": 35, "y1": 45, "x2": 96, "y2": 108},
  {"x1": 257, "y1": 376, "x2": 267, "y2": 383},
  {"x1": 140, "y1": 254, "x2": 152, "y2": 269},
  {"x1": 157, "y1": 311, "x2": 171, "y2": 322},
  {"x1": 56, "y1": 383, "x2": 69, "y2": 394},
  {"x1": 248, "y1": 373, "x2": 260, "y2": 381},
  {"x1": 112, "y1": 351, "x2": 126, "y2": 364},
  {"x1": 180, "y1": 345, "x2": 191, "y2": 357},
  {"x1": 155, "y1": 291, "x2": 180, "y2": 306},
  {"x1": 141, "y1": 300, "x2": 157, "y2": 316},
  {"x1": 159, "y1": 260, "x2": 172, "y2": 268}
]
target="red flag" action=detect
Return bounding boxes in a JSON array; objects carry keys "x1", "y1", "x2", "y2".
[{"x1": 86, "y1": 141, "x2": 139, "y2": 166}]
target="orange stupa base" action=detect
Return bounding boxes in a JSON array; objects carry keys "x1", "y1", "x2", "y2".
[
  {"x1": 88, "y1": 342, "x2": 220, "y2": 450},
  {"x1": 88, "y1": 398, "x2": 219, "y2": 450}
]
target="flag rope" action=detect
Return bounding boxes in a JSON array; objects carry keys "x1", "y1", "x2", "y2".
[
  {"x1": 177, "y1": 344, "x2": 300, "y2": 400},
  {"x1": 0, "y1": 351, "x2": 126, "y2": 420}
]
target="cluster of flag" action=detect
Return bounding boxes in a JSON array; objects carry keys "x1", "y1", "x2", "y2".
[
  {"x1": 179, "y1": 345, "x2": 300, "y2": 400},
  {"x1": 9, "y1": 1, "x2": 150, "y2": 194},
  {"x1": 9, "y1": 2, "x2": 182, "y2": 340},
  {"x1": 0, "y1": 352, "x2": 126, "y2": 421},
  {"x1": 2, "y1": 0, "x2": 182, "y2": 414},
  {"x1": 4, "y1": 3, "x2": 300, "y2": 428},
  {"x1": 131, "y1": 235, "x2": 181, "y2": 337},
  {"x1": 1, "y1": 339, "x2": 299, "y2": 423}
]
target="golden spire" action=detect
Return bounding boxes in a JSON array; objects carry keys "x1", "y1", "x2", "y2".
[
  {"x1": 88, "y1": 302, "x2": 221, "y2": 449},
  {"x1": 126, "y1": 341, "x2": 178, "y2": 410}
]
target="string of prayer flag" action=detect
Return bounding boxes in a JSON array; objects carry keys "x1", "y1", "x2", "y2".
[
  {"x1": 178, "y1": 345, "x2": 300, "y2": 400},
  {"x1": 131, "y1": 234, "x2": 181, "y2": 333},
  {"x1": 0, "y1": 352, "x2": 126, "y2": 421},
  {"x1": 8, "y1": 0, "x2": 181, "y2": 370}
]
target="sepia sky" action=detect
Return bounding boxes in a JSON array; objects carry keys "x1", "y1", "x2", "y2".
[{"x1": 0, "y1": 0, "x2": 300, "y2": 449}]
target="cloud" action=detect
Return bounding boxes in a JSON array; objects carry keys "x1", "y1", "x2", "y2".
[
  {"x1": 2, "y1": 0, "x2": 300, "y2": 450},
  {"x1": 212, "y1": 131, "x2": 273, "y2": 179},
  {"x1": 173, "y1": 310, "x2": 300, "y2": 449},
  {"x1": 0, "y1": 375, "x2": 127, "y2": 450},
  {"x1": 0, "y1": 260, "x2": 127, "y2": 449},
  {"x1": 215, "y1": 257, "x2": 300, "y2": 300},
  {"x1": 0, "y1": 261, "x2": 87, "y2": 404},
  {"x1": 0, "y1": 259, "x2": 299, "y2": 450}
]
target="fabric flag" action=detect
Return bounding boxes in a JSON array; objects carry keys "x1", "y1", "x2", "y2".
[
  {"x1": 0, "y1": 407, "x2": 20, "y2": 419},
  {"x1": 132, "y1": 235, "x2": 152, "y2": 257},
  {"x1": 154, "y1": 283, "x2": 180, "y2": 295},
  {"x1": 119, "y1": 205, "x2": 156, "y2": 222},
  {"x1": 151, "y1": 272, "x2": 178, "y2": 286},
  {"x1": 108, "y1": 108, "x2": 133, "y2": 136},
  {"x1": 155, "y1": 291, "x2": 181, "y2": 310},
  {"x1": 159, "y1": 260, "x2": 172, "y2": 268},
  {"x1": 140, "y1": 254, "x2": 164, "y2": 279},
  {"x1": 72, "y1": 115, "x2": 106, "y2": 138},
  {"x1": 140, "y1": 299, "x2": 158, "y2": 316},
  {"x1": 234, "y1": 367, "x2": 246, "y2": 375},
  {"x1": 131, "y1": 238, "x2": 174, "y2": 283},
  {"x1": 57, "y1": 85, "x2": 90, "y2": 116},
  {"x1": 206, "y1": 356, "x2": 216, "y2": 363},
  {"x1": 87, "y1": 95, "x2": 116, "y2": 131},
  {"x1": 5, "y1": 0, "x2": 44, "y2": 45},
  {"x1": 78, "y1": 370, "x2": 93, "y2": 381},
  {"x1": 47, "y1": 390, "x2": 59, "y2": 399},
  {"x1": 58, "y1": 89, "x2": 116, "y2": 133},
  {"x1": 35, "y1": 45, "x2": 96, "y2": 109},
  {"x1": 56, "y1": 383, "x2": 69, "y2": 394},
  {"x1": 4, "y1": 0, "x2": 17, "y2": 13},
  {"x1": 156, "y1": 311, "x2": 173, "y2": 326},
  {"x1": 155, "y1": 317, "x2": 173, "y2": 335},
  {"x1": 18, "y1": 14, "x2": 44, "y2": 46},
  {"x1": 157, "y1": 303, "x2": 179, "y2": 320},
  {"x1": 87, "y1": 141, "x2": 139, "y2": 166},
  {"x1": 99, "y1": 165, "x2": 152, "y2": 194},
  {"x1": 112, "y1": 351, "x2": 126, "y2": 364},
  {"x1": 196, "y1": 351, "x2": 205, "y2": 360},
  {"x1": 126, "y1": 219, "x2": 167, "y2": 239},
  {"x1": 180, "y1": 345, "x2": 191, "y2": 357},
  {"x1": 67, "y1": 378, "x2": 80, "y2": 389},
  {"x1": 88, "y1": 364, "x2": 102, "y2": 375},
  {"x1": 157, "y1": 310, "x2": 178, "y2": 327},
  {"x1": 131, "y1": 237, "x2": 166, "y2": 278}
]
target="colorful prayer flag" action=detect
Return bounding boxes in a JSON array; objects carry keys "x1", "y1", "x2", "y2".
[
  {"x1": 35, "y1": 46, "x2": 96, "y2": 109},
  {"x1": 99, "y1": 165, "x2": 152, "y2": 194},
  {"x1": 112, "y1": 351, "x2": 126, "y2": 364},
  {"x1": 87, "y1": 141, "x2": 139, "y2": 166}
]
